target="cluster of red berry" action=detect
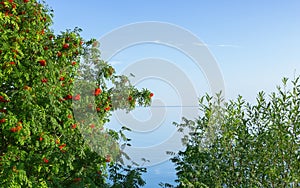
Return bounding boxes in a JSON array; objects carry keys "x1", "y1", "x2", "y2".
[
  {"x1": 61, "y1": 94, "x2": 81, "y2": 101},
  {"x1": 10, "y1": 122, "x2": 22, "y2": 133},
  {"x1": 0, "y1": 96, "x2": 9, "y2": 103}
]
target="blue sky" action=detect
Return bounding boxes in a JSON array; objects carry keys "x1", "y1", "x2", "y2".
[
  {"x1": 48, "y1": 0, "x2": 300, "y2": 102},
  {"x1": 47, "y1": 1, "x2": 300, "y2": 187}
]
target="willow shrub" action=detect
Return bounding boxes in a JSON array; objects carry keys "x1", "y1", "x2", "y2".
[{"x1": 167, "y1": 77, "x2": 300, "y2": 187}]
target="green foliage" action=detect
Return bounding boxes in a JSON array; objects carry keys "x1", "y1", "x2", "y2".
[
  {"x1": 108, "y1": 162, "x2": 147, "y2": 188},
  {"x1": 0, "y1": 0, "x2": 151, "y2": 187},
  {"x1": 170, "y1": 77, "x2": 300, "y2": 187}
]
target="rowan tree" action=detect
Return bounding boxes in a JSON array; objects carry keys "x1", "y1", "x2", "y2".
[{"x1": 0, "y1": 0, "x2": 152, "y2": 187}]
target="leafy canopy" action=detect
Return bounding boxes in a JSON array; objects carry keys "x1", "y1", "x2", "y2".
[
  {"x1": 0, "y1": 0, "x2": 152, "y2": 187},
  {"x1": 167, "y1": 77, "x2": 300, "y2": 187}
]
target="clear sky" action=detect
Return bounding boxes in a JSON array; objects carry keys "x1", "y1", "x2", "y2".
[
  {"x1": 48, "y1": 0, "x2": 300, "y2": 101},
  {"x1": 47, "y1": 0, "x2": 300, "y2": 187}
]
